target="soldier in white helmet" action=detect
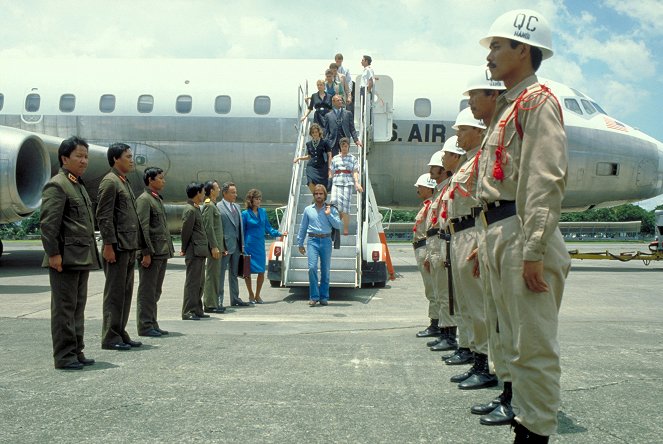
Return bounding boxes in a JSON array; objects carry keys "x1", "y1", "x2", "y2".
[
  {"x1": 411, "y1": 173, "x2": 438, "y2": 333},
  {"x1": 415, "y1": 151, "x2": 446, "y2": 340},
  {"x1": 423, "y1": 137, "x2": 465, "y2": 352},
  {"x1": 443, "y1": 108, "x2": 500, "y2": 393},
  {"x1": 477, "y1": 9, "x2": 571, "y2": 442}
]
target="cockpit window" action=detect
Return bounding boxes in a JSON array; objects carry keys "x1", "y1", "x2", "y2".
[
  {"x1": 414, "y1": 98, "x2": 431, "y2": 118},
  {"x1": 580, "y1": 99, "x2": 596, "y2": 115},
  {"x1": 25, "y1": 93, "x2": 41, "y2": 112},
  {"x1": 591, "y1": 101, "x2": 607, "y2": 114},
  {"x1": 564, "y1": 98, "x2": 582, "y2": 115}
]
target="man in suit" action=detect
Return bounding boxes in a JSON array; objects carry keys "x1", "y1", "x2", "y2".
[
  {"x1": 136, "y1": 167, "x2": 175, "y2": 337},
  {"x1": 96, "y1": 143, "x2": 145, "y2": 351},
  {"x1": 202, "y1": 180, "x2": 226, "y2": 314},
  {"x1": 217, "y1": 182, "x2": 249, "y2": 307},
  {"x1": 181, "y1": 182, "x2": 210, "y2": 320},
  {"x1": 41, "y1": 136, "x2": 101, "y2": 370},
  {"x1": 323, "y1": 94, "x2": 363, "y2": 157}
]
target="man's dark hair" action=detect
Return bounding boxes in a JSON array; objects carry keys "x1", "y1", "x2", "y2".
[
  {"x1": 329, "y1": 62, "x2": 338, "y2": 70},
  {"x1": 363, "y1": 55, "x2": 372, "y2": 65},
  {"x1": 509, "y1": 40, "x2": 543, "y2": 71},
  {"x1": 58, "y1": 136, "x2": 89, "y2": 167},
  {"x1": 143, "y1": 167, "x2": 164, "y2": 186},
  {"x1": 335, "y1": 53, "x2": 343, "y2": 61},
  {"x1": 186, "y1": 182, "x2": 204, "y2": 198},
  {"x1": 204, "y1": 180, "x2": 218, "y2": 197},
  {"x1": 221, "y1": 181, "x2": 236, "y2": 195},
  {"x1": 107, "y1": 142, "x2": 131, "y2": 167}
]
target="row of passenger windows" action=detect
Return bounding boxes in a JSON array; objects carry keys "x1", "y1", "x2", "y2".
[{"x1": 0, "y1": 93, "x2": 272, "y2": 115}]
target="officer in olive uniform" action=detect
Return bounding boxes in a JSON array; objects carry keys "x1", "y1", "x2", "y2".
[
  {"x1": 202, "y1": 180, "x2": 226, "y2": 314},
  {"x1": 136, "y1": 167, "x2": 175, "y2": 337},
  {"x1": 477, "y1": 9, "x2": 571, "y2": 442},
  {"x1": 96, "y1": 143, "x2": 146, "y2": 351},
  {"x1": 41, "y1": 136, "x2": 101, "y2": 370},
  {"x1": 181, "y1": 182, "x2": 210, "y2": 320}
]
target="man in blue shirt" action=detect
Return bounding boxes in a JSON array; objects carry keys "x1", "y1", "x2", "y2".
[{"x1": 297, "y1": 184, "x2": 342, "y2": 306}]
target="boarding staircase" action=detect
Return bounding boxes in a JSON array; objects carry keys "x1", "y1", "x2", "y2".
[{"x1": 268, "y1": 80, "x2": 394, "y2": 288}]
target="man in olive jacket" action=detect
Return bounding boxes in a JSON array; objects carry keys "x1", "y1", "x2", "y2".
[
  {"x1": 96, "y1": 143, "x2": 146, "y2": 351},
  {"x1": 136, "y1": 167, "x2": 175, "y2": 337},
  {"x1": 181, "y1": 182, "x2": 210, "y2": 320},
  {"x1": 41, "y1": 136, "x2": 101, "y2": 370},
  {"x1": 202, "y1": 180, "x2": 226, "y2": 313}
]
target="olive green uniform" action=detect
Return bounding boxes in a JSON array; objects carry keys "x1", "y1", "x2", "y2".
[
  {"x1": 96, "y1": 167, "x2": 145, "y2": 347},
  {"x1": 201, "y1": 198, "x2": 224, "y2": 309},
  {"x1": 136, "y1": 189, "x2": 174, "y2": 334},
  {"x1": 40, "y1": 168, "x2": 101, "y2": 368},
  {"x1": 181, "y1": 200, "x2": 209, "y2": 317}
]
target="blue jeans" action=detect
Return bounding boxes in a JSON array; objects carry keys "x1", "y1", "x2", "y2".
[{"x1": 307, "y1": 237, "x2": 332, "y2": 301}]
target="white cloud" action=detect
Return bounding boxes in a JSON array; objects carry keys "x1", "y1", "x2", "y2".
[
  {"x1": 565, "y1": 36, "x2": 655, "y2": 81},
  {"x1": 604, "y1": 0, "x2": 663, "y2": 35}
]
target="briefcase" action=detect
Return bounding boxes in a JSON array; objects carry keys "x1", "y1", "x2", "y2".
[{"x1": 238, "y1": 253, "x2": 251, "y2": 278}]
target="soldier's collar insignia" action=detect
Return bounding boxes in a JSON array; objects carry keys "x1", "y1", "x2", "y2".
[{"x1": 67, "y1": 173, "x2": 77, "y2": 183}]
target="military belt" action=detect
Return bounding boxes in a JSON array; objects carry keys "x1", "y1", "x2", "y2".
[
  {"x1": 480, "y1": 201, "x2": 517, "y2": 227},
  {"x1": 412, "y1": 238, "x2": 426, "y2": 250},
  {"x1": 448, "y1": 216, "x2": 476, "y2": 235},
  {"x1": 426, "y1": 228, "x2": 440, "y2": 238}
]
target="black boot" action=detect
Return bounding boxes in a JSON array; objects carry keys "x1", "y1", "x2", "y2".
[
  {"x1": 427, "y1": 327, "x2": 447, "y2": 347},
  {"x1": 458, "y1": 353, "x2": 498, "y2": 390},
  {"x1": 430, "y1": 326, "x2": 457, "y2": 351},
  {"x1": 416, "y1": 319, "x2": 440, "y2": 338},
  {"x1": 450, "y1": 356, "x2": 476, "y2": 383},
  {"x1": 444, "y1": 347, "x2": 474, "y2": 365},
  {"x1": 513, "y1": 422, "x2": 549, "y2": 443},
  {"x1": 479, "y1": 382, "x2": 514, "y2": 426}
]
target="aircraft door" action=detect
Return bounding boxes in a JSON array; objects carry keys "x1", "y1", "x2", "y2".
[{"x1": 372, "y1": 75, "x2": 393, "y2": 142}]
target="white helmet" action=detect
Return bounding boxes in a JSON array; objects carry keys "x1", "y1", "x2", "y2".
[
  {"x1": 441, "y1": 136, "x2": 465, "y2": 155},
  {"x1": 414, "y1": 173, "x2": 437, "y2": 189},
  {"x1": 427, "y1": 150, "x2": 444, "y2": 167},
  {"x1": 480, "y1": 9, "x2": 554, "y2": 60},
  {"x1": 463, "y1": 66, "x2": 506, "y2": 96},
  {"x1": 453, "y1": 107, "x2": 486, "y2": 130}
]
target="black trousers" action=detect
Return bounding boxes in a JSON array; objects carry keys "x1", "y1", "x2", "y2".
[
  {"x1": 137, "y1": 257, "x2": 168, "y2": 333},
  {"x1": 102, "y1": 249, "x2": 136, "y2": 346}
]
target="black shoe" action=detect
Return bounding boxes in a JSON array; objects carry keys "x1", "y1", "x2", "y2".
[
  {"x1": 320, "y1": 300, "x2": 329, "y2": 306},
  {"x1": 416, "y1": 326, "x2": 441, "y2": 338},
  {"x1": 445, "y1": 348, "x2": 474, "y2": 365},
  {"x1": 77, "y1": 354, "x2": 95, "y2": 366},
  {"x1": 198, "y1": 313, "x2": 211, "y2": 318},
  {"x1": 124, "y1": 339, "x2": 142, "y2": 348},
  {"x1": 458, "y1": 372, "x2": 498, "y2": 390},
  {"x1": 155, "y1": 328, "x2": 169, "y2": 335},
  {"x1": 513, "y1": 421, "x2": 549, "y2": 442},
  {"x1": 139, "y1": 329, "x2": 162, "y2": 337},
  {"x1": 430, "y1": 338, "x2": 457, "y2": 351},
  {"x1": 204, "y1": 306, "x2": 225, "y2": 313},
  {"x1": 426, "y1": 337, "x2": 444, "y2": 347},
  {"x1": 480, "y1": 402, "x2": 515, "y2": 426},
  {"x1": 102, "y1": 342, "x2": 131, "y2": 351},
  {"x1": 450, "y1": 366, "x2": 475, "y2": 383},
  {"x1": 441, "y1": 350, "x2": 457, "y2": 360},
  {"x1": 182, "y1": 313, "x2": 201, "y2": 320},
  {"x1": 471, "y1": 397, "x2": 502, "y2": 415},
  {"x1": 231, "y1": 300, "x2": 250, "y2": 307},
  {"x1": 57, "y1": 361, "x2": 84, "y2": 370}
]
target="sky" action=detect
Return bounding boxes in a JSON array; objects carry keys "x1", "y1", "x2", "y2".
[{"x1": 1, "y1": 0, "x2": 662, "y2": 205}]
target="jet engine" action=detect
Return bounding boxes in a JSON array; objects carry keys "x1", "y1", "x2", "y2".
[{"x1": 0, "y1": 127, "x2": 51, "y2": 223}]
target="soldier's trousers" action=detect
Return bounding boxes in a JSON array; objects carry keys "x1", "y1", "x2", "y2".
[
  {"x1": 481, "y1": 216, "x2": 570, "y2": 436},
  {"x1": 203, "y1": 256, "x2": 222, "y2": 308},
  {"x1": 50, "y1": 269, "x2": 88, "y2": 368},
  {"x1": 414, "y1": 244, "x2": 435, "y2": 319},
  {"x1": 183, "y1": 256, "x2": 205, "y2": 316},
  {"x1": 429, "y1": 255, "x2": 454, "y2": 327},
  {"x1": 451, "y1": 227, "x2": 488, "y2": 355},
  {"x1": 102, "y1": 250, "x2": 136, "y2": 346},
  {"x1": 137, "y1": 257, "x2": 168, "y2": 334}
]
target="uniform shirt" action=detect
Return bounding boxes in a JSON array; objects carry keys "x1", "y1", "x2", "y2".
[
  {"x1": 360, "y1": 66, "x2": 374, "y2": 89},
  {"x1": 297, "y1": 203, "x2": 342, "y2": 247},
  {"x1": 424, "y1": 178, "x2": 450, "y2": 262},
  {"x1": 330, "y1": 154, "x2": 358, "y2": 187},
  {"x1": 447, "y1": 146, "x2": 481, "y2": 219},
  {"x1": 136, "y1": 188, "x2": 175, "y2": 259},
  {"x1": 412, "y1": 199, "x2": 432, "y2": 242},
  {"x1": 337, "y1": 65, "x2": 352, "y2": 95},
  {"x1": 477, "y1": 75, "x2": 567, "y2": 261}
]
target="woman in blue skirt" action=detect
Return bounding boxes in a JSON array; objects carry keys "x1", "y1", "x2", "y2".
[{"x1": 242, "y1": 189, "x2": 285, "y2": 304}]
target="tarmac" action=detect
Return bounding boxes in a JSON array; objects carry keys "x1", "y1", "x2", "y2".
[{"x1": 0, "y1": 240, "x2": 662, "y2": 443}]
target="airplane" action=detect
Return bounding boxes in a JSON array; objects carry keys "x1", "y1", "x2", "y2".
[{"x1": 1, "y1": 58, "x2": 662, "y2": 258}]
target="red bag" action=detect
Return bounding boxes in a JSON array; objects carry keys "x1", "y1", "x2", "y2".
[{"x1": 238, "y1": 253, "x2": 251, "y2": 278}]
